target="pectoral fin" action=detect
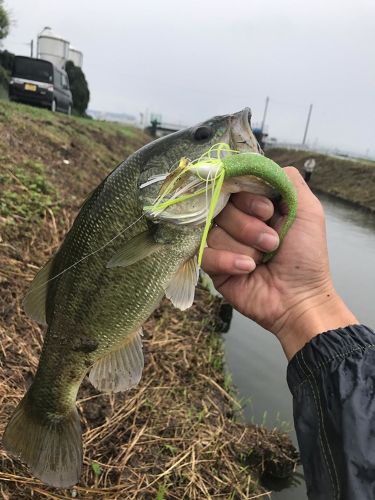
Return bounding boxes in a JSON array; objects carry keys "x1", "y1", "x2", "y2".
[
  {"x1": 89, "y1": 328, "x2": 144, "y2": 393},
  {"x1": 23, "y1": 259, "x2": 54, "y2": 325},
  {"x1": 165, "y1": 256, "x2": 199, "y2": 311},
  {"x1": 107, "y1": 231, "x2": 163, "y2": 268}
]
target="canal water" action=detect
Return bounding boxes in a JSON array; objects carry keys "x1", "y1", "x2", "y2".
[{"x1": 223, "y1": 193, "x2": 375, "y2": 499}]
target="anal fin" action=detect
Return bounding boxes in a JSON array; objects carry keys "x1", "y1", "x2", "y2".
[
  {"x1": 165, "y1": 256, "x2": 199, "y2": 311},
  {"x1": 89, "y1": 328, "x2": 144, "y2": 393}
]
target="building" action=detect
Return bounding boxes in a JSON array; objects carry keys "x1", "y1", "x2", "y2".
[{"x1": 37, "y1": 27, "x2": 83, "y2": 68}]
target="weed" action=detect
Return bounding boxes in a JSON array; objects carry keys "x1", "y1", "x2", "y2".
[
  {"x1": 208, "y1": 333, "x2": 225, "y2": 371},
  {"x1": 223, "y1": 372, "x2": 233, "y2": 392},
  {"x1": 0, "y1": 161, "x2": 60, "y2": 222},
  {"x1": 164, "y1": 444, "x2": 178, "y2": 454},
  {"x1": 196, "y1": 407, "x2": 207, "y2": 422},
  {"x1": 91, "y1": 462, "x2": 102, "y2": 477},
  {"x1": 156, "y1": 482, "x2": 168, "y2": 500}
]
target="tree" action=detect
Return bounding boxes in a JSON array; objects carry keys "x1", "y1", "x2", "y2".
[
  {"x1": 65, "y1": 60, "x2": 90, "y2": 116},
  {"x1": 0, "y1": 0, "x2": 9, "y2": 42},
  {"x1": 0, "y1": 49, "x2": 14, "y2": 71},
  {"x1": 0, "y1": 50, "x2": 13, "y2": 95}
]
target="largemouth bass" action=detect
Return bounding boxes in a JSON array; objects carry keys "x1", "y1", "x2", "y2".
[{"x1": 3, "y1": 108, "x2": 295, "y2": 487}]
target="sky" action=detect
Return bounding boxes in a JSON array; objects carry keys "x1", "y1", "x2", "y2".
[{"x1": 3, "y1": 0, "x2": 375, "y2": 156}]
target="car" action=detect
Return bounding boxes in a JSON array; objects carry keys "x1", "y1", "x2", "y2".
[{"x1": 9, "y1": 56, "x2": 73, "y2": 114}]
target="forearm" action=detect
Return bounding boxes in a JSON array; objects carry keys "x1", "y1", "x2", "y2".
[{"x1": 287, "y1": 324, "x2": 375, "y2": 500}]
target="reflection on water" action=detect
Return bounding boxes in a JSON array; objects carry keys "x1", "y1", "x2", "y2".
[
  {"x1": 320, "y1": 193, "x2": 375, "y2": 233},
  {"x1": 224, "y1": 195, "x2": 375, "y2": 499}
]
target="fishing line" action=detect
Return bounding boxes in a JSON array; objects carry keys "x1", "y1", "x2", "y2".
[{"x1": 24, "y1": 213, "x2": 146, "y2": 298}]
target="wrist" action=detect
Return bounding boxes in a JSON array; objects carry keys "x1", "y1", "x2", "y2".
[{"x1": 275, "y1": 289, "x2": 359, "y2": 360}]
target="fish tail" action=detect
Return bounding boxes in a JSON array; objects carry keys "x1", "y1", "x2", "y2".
[{"x1": 2, "y1": 391, "x2": 82, "y2": 487}]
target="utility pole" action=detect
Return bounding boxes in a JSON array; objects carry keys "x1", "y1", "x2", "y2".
[
  {"x1": 302, "y1": 104, "x2": 313, "y2": 145},
  {"x1": 261, "y1": 96, "x2": 269, "y2": 132},
  {"x1": 30, "y1": 39, "x2": 34, "y2": 57}
]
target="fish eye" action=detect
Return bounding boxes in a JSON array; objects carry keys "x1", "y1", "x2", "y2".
[{"x1": 193, "y1": 126, "x2": 213, "y2": 141}]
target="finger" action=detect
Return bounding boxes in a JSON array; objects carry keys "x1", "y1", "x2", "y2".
[
  {"x1": 269, "y1": 210, "x2": 286, "y2": 233},
  {"x1": 215, "y1": 202, "x2": 280, "y2": 253},
  {"x1": 202, "y1": 248, "x2": 256, "y2": 276},
  {"x1": 207, "y1": 225, "x2": 262, "y2": 262},
  {"x1": 230, "y1": 192, "x2": 275, "y2": 221}
]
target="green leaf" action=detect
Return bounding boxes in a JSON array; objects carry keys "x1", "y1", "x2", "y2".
[{"x1": 91, "y1": 461, "x2": 102, "y2": 476}]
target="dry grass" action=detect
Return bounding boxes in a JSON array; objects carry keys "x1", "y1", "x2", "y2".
[
  {"x1": 0, "y1": 101, "x2": 298, "y2": 499},
  {"x1": 0, "y1": 254, "x2": 299, "y2": 498}
]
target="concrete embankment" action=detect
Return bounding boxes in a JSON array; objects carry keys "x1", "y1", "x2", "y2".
[{"x1": 267, "y1": 147, "x2": 375, "y2": 212}]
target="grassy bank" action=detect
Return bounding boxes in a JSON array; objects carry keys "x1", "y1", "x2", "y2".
[
  {"x1": 267, "y1": 147, "x2": 375, "y2": 212},
  {"x1": 0, "y1": 101, "x2": 298, "y2": 498}
]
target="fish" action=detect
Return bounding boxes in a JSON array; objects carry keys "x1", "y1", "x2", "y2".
[{"x1": 3, "y1": 108, "x2": 286, "y2": 488}]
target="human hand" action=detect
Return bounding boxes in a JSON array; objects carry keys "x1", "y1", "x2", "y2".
[{"x1": 202, "y1": 167, "x2": 358, "y2": 359}]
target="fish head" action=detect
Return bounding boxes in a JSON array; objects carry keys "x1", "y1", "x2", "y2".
[
  {"x1": 139, "y1": 108, "x2": 276, "y2": 225},
  {"x1": 139, "y1": 108, "x2": 257, "y2": 175}
]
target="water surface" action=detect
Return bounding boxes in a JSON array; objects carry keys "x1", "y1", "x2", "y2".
[{"x1": 224, "y1": 194, "x2": 375, "y2": 499}]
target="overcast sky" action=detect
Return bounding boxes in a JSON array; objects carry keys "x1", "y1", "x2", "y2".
[{"x1": 4, "y1": 0, "x2": 375, "y2": 155}]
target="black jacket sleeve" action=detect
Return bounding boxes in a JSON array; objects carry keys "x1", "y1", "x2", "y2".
[{"x1": 287, "y1": 324, "x2": 375, "y2": 500}]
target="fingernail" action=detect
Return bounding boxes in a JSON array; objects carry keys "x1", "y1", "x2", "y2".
[
  {"x1": 250, "y1": 199, "x2": 272, "y2": 219},
  {"x1": 234, "y1": 257, "x2": 255, "y2": 272},
  {"x1": 257, "y1": 232, "x2": 279, "y2": 251}
]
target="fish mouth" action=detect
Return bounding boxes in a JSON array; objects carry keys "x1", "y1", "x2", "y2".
[{"x1": 229, "y1": 108, "x2": 259, "y2": 153}]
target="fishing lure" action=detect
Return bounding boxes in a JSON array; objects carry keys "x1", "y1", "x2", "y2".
[{"x1": 144, "y1": 143, "x2": 298, "y2": 265}]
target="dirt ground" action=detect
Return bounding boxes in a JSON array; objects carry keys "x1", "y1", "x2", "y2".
[{"x1": 0, "y1": 101, "x2": 298, "y2": 498}]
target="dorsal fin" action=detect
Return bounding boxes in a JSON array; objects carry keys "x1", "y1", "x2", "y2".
[
  {"x1": 106, "y1": 230, "x2": 163, "y2": 268},
  {"x1": 165, "y1": 256, "x2": 199, "y2": 311},
  {"x1": 23, "y1": 259, "x2": 54, "y2": 325}
]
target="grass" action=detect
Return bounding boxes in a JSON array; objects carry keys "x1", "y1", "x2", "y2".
[
  {"x1": 0, "y1": 160, "x2": 59, "y2": 223},
  {"x1": 267, "y1": 147, "x2": 375, "y2": 212},
  {"x1": 0, "y1": 84, "x2": 8, "y2": 100},
  {"x1": 156, "y1": 482, "x2": 169, "y2": 500}
]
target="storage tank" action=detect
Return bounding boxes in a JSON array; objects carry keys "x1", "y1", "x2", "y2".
[
  {"x1": 37, "y1": 27, "x2": 69, "y2": 68},
  {"x1": 68, "y1": 46, "x2": 83, "y2": 68}
]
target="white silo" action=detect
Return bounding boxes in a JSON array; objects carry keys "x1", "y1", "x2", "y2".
[
  {"x1": 68, "y1": 46, "x2": 83, "y2": 68},
  {"x1": 37, "y1": 27, "x2": 69, "y2": 68}
]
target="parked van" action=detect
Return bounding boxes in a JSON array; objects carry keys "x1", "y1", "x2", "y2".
[{"x1": 9, "y1": 56, "x2": 73, "y2": 114}]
